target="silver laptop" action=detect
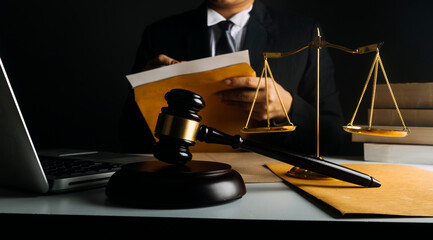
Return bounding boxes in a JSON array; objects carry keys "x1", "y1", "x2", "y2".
[{"x1": 0, "y1": 56, "x2": 144, "y2": 193}]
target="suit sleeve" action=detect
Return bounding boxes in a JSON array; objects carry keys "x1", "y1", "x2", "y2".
[
  {"x1": 118, "y1": 26, "x2": 157, "y2": 153},
  {"x1": 131, "y1": 26, "x2": 154, "y2": 74}
]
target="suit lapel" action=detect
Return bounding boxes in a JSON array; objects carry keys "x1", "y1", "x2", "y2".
[
  {"x1": 186, "y1": 4, "x2": 211, "y2": 60},
  {"x1": 242, "y1": 1, "x2": 273, "y2": 72},
  {"x1": 185, "y1": 1, "x2": 273, "y2": 64}
]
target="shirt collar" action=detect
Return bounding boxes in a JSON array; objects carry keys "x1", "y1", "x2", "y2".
[{"x1": 207, "y1": 4, "x2": 253, "y2": 28}]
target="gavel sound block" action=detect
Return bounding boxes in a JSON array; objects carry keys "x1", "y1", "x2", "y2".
[{"x1": 105, "y1": 89, "x2": 246, "y2": 208}]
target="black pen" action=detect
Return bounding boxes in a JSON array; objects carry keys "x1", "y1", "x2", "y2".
[{"x1": 198, "y1": 126, "x2": 381, "y2": 188}]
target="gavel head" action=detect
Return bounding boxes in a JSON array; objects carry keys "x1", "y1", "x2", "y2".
[{"x1": 153, "y1": 89, "x2": 205, "y2": 164}]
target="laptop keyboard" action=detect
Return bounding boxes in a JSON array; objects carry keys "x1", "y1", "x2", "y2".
[{"x1": 40, "y1": 156, "x2": 121, "y2": 178}]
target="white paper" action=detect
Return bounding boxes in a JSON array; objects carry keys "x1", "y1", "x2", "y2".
[{"x1": 126, "y1": 50, "x2": 250, "y2": 88}]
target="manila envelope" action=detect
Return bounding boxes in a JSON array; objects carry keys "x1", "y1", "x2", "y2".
[{"x1": 133, "y1": 63, "x2": 256, "y2": 152}]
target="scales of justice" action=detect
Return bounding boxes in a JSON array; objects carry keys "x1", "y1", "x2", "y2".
[{"x1": 241, "y1": 28, "x2": 409, "y2": 178}]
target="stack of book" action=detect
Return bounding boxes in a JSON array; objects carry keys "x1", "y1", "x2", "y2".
[{"x1": 352, "y1": 82, "x2": 433, "y2": 164}]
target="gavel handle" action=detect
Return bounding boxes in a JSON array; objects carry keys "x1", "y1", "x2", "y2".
[{"x1": 196, "y1": 125, "x2": 380, "y2": 187}]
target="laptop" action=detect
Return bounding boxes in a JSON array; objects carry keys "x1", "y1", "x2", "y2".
[{"x1": 0, "y1": 56, "x2": 146, "y2": 193}]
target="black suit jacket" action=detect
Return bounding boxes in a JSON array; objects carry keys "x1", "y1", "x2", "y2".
[{"x1": 122, "y1": 1, "x2": 344, "y2": 155}]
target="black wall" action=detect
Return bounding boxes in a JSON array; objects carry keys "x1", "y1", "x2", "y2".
[{"x1": 1, "y1": 0, "x2": 432, "y2": 155}]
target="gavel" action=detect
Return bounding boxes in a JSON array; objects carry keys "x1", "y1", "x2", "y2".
[{"x1": 153, "y1": 89, "x2": 381, "y2": 188}]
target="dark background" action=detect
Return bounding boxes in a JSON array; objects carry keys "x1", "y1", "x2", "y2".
[{"x1": 0, "y1": 0, "x2": 432, "y2": 155}]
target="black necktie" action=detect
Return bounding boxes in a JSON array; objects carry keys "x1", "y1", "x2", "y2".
[{"x1": 215, "y1": 20, "x2": 235, "y2": 55}]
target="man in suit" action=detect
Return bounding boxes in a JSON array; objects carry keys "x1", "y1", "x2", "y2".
[{"x1": 123, "y1": 0, "x2": 344, "y2": 155}]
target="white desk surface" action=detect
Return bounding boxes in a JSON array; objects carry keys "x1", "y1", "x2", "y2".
[{"x1": 1, "y1": 154, "x2": 433, "y2": 231}]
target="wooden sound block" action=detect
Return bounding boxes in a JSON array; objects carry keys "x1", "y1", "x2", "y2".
[{"x1": 105, "y1": 160, "x2": 246, "y2": 208}]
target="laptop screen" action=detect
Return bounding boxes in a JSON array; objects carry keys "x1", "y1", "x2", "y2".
[{"x1": 0, "y1": 57, "x2": 49, "y2": 193}]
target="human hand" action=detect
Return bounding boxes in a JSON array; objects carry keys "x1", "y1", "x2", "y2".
[
  {"x1": 144, "y1": 54, "x2": 181, "y2": 70},
  {"x1": 218, "y1": 76, "x2": 293, "y2": 122}
]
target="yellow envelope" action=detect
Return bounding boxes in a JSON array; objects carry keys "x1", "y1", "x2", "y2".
[
  {"x1": 133, "y1": 63, "x2": 256, "y2": 152},
  {"x1": 267, "y1": 163, "x2": 433, "y2": 216}
]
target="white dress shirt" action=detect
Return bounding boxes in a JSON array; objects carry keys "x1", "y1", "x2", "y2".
[{"x1": 207, "y1": 4, "x2": 253, "y2": 56}]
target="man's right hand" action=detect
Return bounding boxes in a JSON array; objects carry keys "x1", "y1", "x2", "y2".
[{"x1": 144, "y1": 54, "x2": 181, "y2": 70}]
